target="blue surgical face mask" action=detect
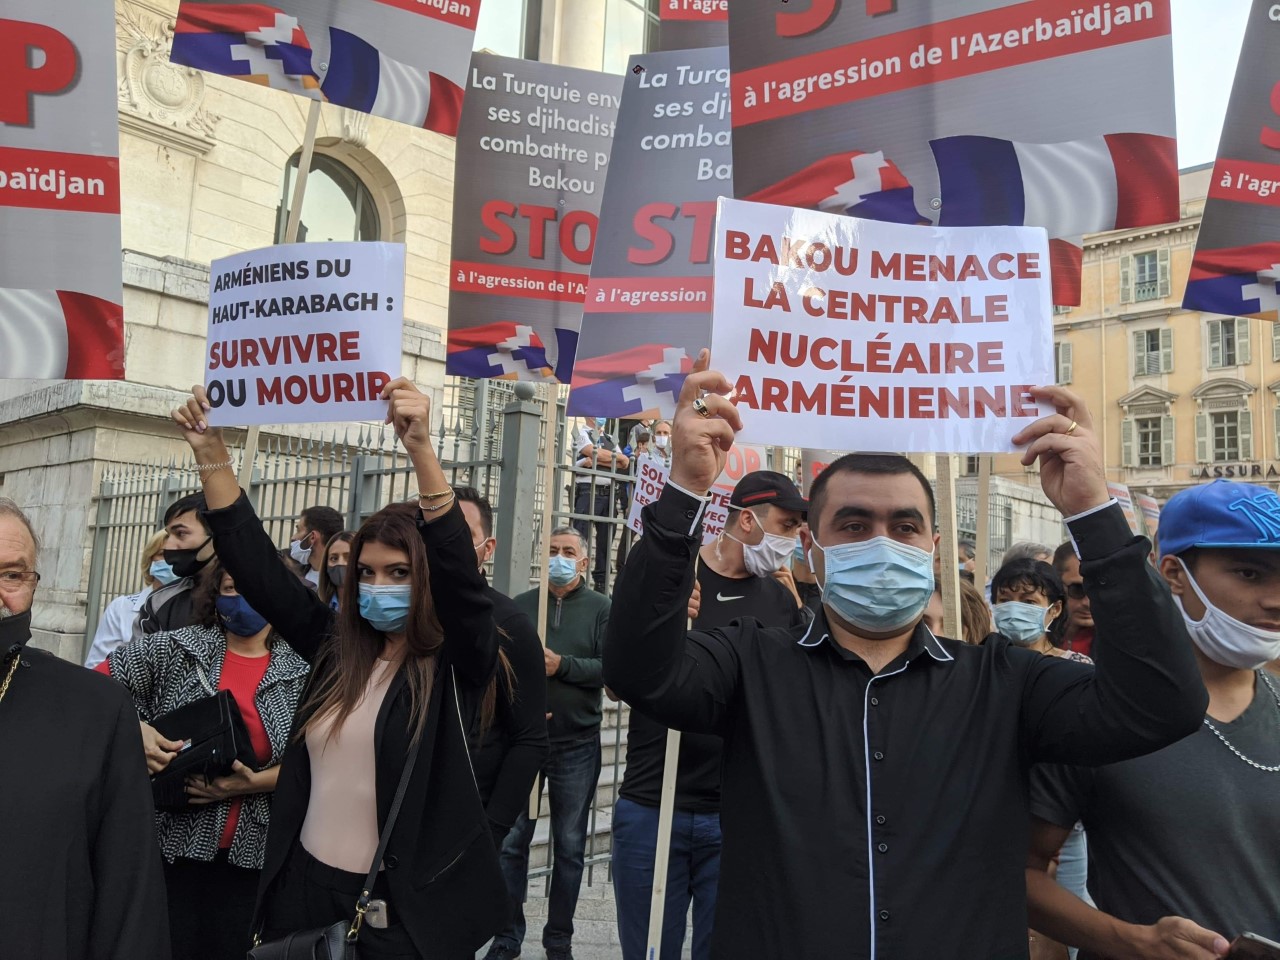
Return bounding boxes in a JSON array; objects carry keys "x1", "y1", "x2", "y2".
[
  {"x1": 358, "y1": 583, "x2": 412, "y2": 633},
  {"x1": 793, "y1": 537, "x2": 806, "y2": 563},
  {"x1": 149, "y1": 559, "x2": 177, "y2": 586},
  {"x1": 548, "y1": 555, "x2": 581, "y2": 587},
  {"x1": 216, "y1": 594, "x2": 269, "y2": 637},
  {"x1": 992, "y1": 601, "x2": 1050, "y2": 645},
  {"x1": 811, "y1": 536, "x2": 934, "y2": 633},
  {"x1": 594, "y1": 418, "x2": 607, "y2": 429}
]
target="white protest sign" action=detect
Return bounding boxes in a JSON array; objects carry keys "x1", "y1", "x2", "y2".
[
  {"x1": 204, "y1": 242, "x2": 406, "y2": 426},
  {"x1": 627, "y1": 444, "x2": 768, "y2": 543},
  {"x1": 711, "y1": 198, "x2": 1054, "y2": 452}
]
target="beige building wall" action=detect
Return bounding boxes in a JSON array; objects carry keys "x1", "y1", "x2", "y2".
[{"x1": 993, "y1": 166, "x2": 1280, "y2": 504}]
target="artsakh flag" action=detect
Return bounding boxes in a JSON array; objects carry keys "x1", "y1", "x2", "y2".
[
  {"x1": 567, "y1": 345, "x2": 692, "y2": 418},
  {"x1": 446, "y1": 322, "x2": 552, "y2": 379},
  {"x1": 1184, "y1": 242, "x2": 1280, "y2": 320},
  {"x1": 172, "y1": 3, "x2": 321, "y2": 98},
  {"x1": 0, "y1": 289, "x2": 125, "y2": 379},
  {"x1": 745, "y1": 150, "x2": 922, "y2": 225},
  {"x1": 931, "y1": 133, "x2": 1179, "y2": 305}
]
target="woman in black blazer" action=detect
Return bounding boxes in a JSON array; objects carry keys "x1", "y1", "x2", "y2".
[{"x1": 172, "y1": 378, "x2": 505, "y2": 959}]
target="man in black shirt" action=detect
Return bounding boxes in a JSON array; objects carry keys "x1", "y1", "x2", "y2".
[
  {"x1": 613, "y1": 471, "x2": 807, "y2": 960},
  {"x1": 132, "y1": 493, "x2": 215, "y2": 641},
  {"x1": 604, "y1": 355, "x2": 1207, "y2": 960}
]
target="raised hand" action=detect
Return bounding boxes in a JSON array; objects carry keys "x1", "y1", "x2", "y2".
[
  {"x1": 669, "y1": 350, "x2": 741, "y2": 496},
  {"x1": 1012, "y1": 386, "x2": 1109, "y2": 518},
  {"x1": 170, "y1": 384, "x2": 229, "y2": 459},
  {"x1": 381, "y1": 377, "x2": 433, "y2": 454}
]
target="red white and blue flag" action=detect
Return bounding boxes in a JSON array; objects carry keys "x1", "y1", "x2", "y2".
[
  {"x1": 446, "y1": 322, "x2": 552, "y2": 379},
  {"x1": 745, "y1": 150, "x2": 921, "y2": 224},
  {"x1": 171, "y1": 1, "x2": 470, "y2": 134},
  {"x1": 0, "y1": 289, "x2": 124, "y2": 379},
  {"x1": 930, "y1": 133, "x2": 1178, "y2": 305},
  {"x1": 568, "y1": 345, "x2": 692, "y2": 417},
  {"x1": 1184, "y1": 242, "x2": 1280, "y2": 320}
]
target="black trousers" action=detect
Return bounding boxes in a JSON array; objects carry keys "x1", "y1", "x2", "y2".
[
  {"x1": 572, "y1": 484, "x2": 614, "y2": 590},
  {"x1": 164, "y1": 849, "x2": 260, "y2": 960},
  {"x1": 261, "y1": 845, "x2": 473, "y2": 960}
]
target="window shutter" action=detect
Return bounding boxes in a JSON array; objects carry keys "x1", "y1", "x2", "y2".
[
  {"x1": 1161, "y1": 414, "x2": 1175, "y2": 466},
  {"x1": 1159, "y1": 327, "x2": 1173, "y2": 373},
  {"x1": 1157, "y1": 248, "x2": 1171, "y2": 297},
  {"x1": 1195, "y1": 411, "x2": 1210, "y2": 463},
  {"x1": 1121, "y1": 417, "x2": 1136, "y2": 468},
  {"x1": 1133, "y1": 331, "x2": 1146, "y2": 376},
  {"x1": 1273, "y1": 323, "x2": 1280, "y2": 362},
  {"x1": 1119, "y1": 255, "x2": 1133, "y2": 304},
  {"x1": 1275, "y1": 405, "x2": 1280, "y2": 461},
  {"x1": 1239, "y1": 409, "x2": 1253, "y2": 460},
  {"x1": 1238, "y1": 318, "x2": 1252, "y2": 365},
  {"x1": 1058, "y1": 342, "x2": 1073, "y2": 384},
  {"x1": 1208, "y1": 321, "x2": 1223, "y2": 368}
]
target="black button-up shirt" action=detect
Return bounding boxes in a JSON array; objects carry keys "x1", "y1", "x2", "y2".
[{"x1": 604, "y1": 487, "x2": 1206, "y2": 960}]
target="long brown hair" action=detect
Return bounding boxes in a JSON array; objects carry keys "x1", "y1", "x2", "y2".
[
  {"x1": 316, "y1": 530, "x2": 356, "y2": 607},
  {"x1": 300, "y1": 502, "x2": 444, "y2": 745}
]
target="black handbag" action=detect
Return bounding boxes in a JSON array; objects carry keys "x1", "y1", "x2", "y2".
[
  {"x1": 246, "y1": 673, "x2": 428, "y2": 960},
  {"x1": 151, "y1": 689, "x2": 257, "y2": 811}
]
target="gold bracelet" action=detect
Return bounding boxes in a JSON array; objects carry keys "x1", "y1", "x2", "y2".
[
  {"x1": 417, "y1": 489, "x2": 454, "y2": 500},
  {"x1": 419, "y1": 494, "x2": 456, "y2": 513},
  {"x1": 195, "y1": 458, "x2": 235, "y2": 473}
]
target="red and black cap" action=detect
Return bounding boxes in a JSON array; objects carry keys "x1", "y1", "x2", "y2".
[{"x1": 729, "y1": 470, "x2": 808, "y2": 515}]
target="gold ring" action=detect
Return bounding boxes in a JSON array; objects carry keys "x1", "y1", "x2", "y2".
[
  {"x1": 1066, "y1": 420, "x2": 1079, "y2": 436},
  {"x1": 692, "y1": 397, "x2": 711, "y2": 419}
]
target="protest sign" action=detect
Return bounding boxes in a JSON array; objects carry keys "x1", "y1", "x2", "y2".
[
  {"x1": 203, "y1": 242, "x2": 405, "y2": 426},
  {"x1": 169, "y1": 0, "x2": 477, "y2": 134},
  {"x1": 627, "y1": 443, "x2": 766, "y2": 542},
  {"x1": 447, "y1": 54, "x2": 621, "y2": 383},
  {"x1": 568, "y1": 47, "x2": 731, "y2": 417},
  {"x1": 658, "y1": 0, "x2": 727, "y2": 52},
  {"x1": 1134, "y1": 492, "x2": 1161, "y2": 539},
  {"x1": 799, "y1": 448, "x2": 847, "y2": 496},
  {"x1": 1183, "y1": 0, "x2": 1280, "y2": 321},
  {"x1": 711, "y1": 197, "x2": 1053, "y2": 452},
  {"x1": 0, "y1": 0, "x2": 123, "y2": 379},
  {"x1": 1106, "y1": 481, "x2": 1142, "y2": 535},
  {"x1": 727, "y1": 0, "x2": 1178, "y2": 305}
]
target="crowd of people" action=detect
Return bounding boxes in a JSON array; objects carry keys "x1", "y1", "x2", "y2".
[{"x1": 1, "y1": 358, "x2": 1277, "y2": 960}]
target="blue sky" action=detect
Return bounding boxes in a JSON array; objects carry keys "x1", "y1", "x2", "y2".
[{"x1": 1173, "y1": 0, "x2": 1252, "y2": 167}]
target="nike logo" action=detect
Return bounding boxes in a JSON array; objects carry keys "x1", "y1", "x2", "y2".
[{"x1": 716, "y1": 592, "x2": 745, "y2": 601}]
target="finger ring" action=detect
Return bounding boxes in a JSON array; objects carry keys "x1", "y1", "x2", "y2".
[
  {"x1": 692, "y1": 397, "x2": 711, "y2": 419},
  {"x1": 1065, "y1": 420, "x2": 1078, "y2": 435}
]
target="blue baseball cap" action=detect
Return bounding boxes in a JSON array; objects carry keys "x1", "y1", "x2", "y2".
[{"x1": 1157, "y1": 480, "x2": 1280, "y2": 558}]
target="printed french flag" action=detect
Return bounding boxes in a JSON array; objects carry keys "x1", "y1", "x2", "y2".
[
  {"x1": 745, "y1": 150, "x2": 922, "y2": 224},
  {"x1": 568, "y1": 345, "x2": 692, "y2": 418},
  {"x1": 171, "y1": 3, "x2": 321, "y2": 98},
  {"x1": 0, "y1": 289, "x2": 125, "y2": 379},
  {"x1": 322, "y1": 28, "x2": 464, "y2": 136},
  {"x1": 1184, "y1": 242, "x2": 1280, "y2": 320},
  {"x1": 446, "y1": 322, "x2": 552, "y2": 379},
  {"x1": 930, "y1": 133, "x2": 1178, "y2": 305}
]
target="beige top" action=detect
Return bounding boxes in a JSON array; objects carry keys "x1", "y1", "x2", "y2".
[{"x1": 300, "y1": 657, "x2": 400, "y2": 872}]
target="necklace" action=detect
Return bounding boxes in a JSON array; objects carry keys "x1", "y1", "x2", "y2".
[
  {"x1": 1201, "y1": 671, "x2": 1280, "y2": 773},
  {"x1": 0, "y1": 653, "x2": 19, "y2": 706}
]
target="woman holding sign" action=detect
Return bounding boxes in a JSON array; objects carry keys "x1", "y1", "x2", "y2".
[{"x1": 170, "y1": 379, "x2": 504, "y2": 959}]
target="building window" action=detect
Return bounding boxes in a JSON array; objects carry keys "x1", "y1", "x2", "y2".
[
  {"x1": 1055, "y1": 341, "x2": 1073, "y2": 384},
  {"x1": 1273, "y1": 323, "x2": 1280, "y2": 362},
  {"x1": 275, "y1": 153, "x2": 380, "y2": 244},
  {"x1": 1207, "y1": 317, "x2": 1252, "y2": 369},
  {"x1": 961, "y1": 456, "x2": 981, "y2": 476},
  {"x1": 1122, "y1": 411, "x2": 1174, "y2": 468},
  {"x1": 1211, "y1": 411, "x2": 1240, "y2": 462},
  {"x1": 473, "y1": 0, "x2": 540, "y2": 58},
  {"x1": 1133, "y1": 327, "x2": 1172, "y2": 376},
  {"x1": 1120, "y1": 248, "x2": 1170, "y2": 304},
  {"x1": 1053, "y1": 304, "x2": 1072, "y2": 315},
  {"x1": 603, "y1": 0, "x2": 660, "y2": 74}
]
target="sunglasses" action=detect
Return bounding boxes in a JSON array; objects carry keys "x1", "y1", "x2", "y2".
[{"x1": 1065, "y1": 583, "x2": 1087, "y2": 600}]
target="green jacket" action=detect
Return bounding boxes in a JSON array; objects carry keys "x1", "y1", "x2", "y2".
[{"x1": 515, "y1": 579, "x2": 609, "y2": 741}]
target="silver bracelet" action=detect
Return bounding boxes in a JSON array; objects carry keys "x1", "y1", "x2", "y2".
[{"x1": 194, "y1": 458, "x2": 235, "y2": 473}]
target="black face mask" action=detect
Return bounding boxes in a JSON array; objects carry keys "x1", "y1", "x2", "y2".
[
  {"x1": 164, "y1": 537, "x2": 213, "y2": 579},
  {"x1": 328, "y1": 565, "x2": 347, "y2": 588}
]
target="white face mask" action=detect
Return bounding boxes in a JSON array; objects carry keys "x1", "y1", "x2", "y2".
[
  {"x1": 728, "y1": 529, "x2": 795, "y2": 578},
  {"x1": 654, "y1": 435, "x2": 670, "y2": 450},
  {"x1": 289, "y1": 535, "x2": 313, "y2": 566},
  {"x1": 0, "y1": 600, "x2": 10, "y2": 620},
  {"x1": 1175, "y1": 559, "x2": 1280, "y2": 670}
]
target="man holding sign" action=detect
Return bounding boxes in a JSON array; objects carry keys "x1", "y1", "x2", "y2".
[{"x1": 604, "y1": 351, "x2": 1207, "y2": 959}]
